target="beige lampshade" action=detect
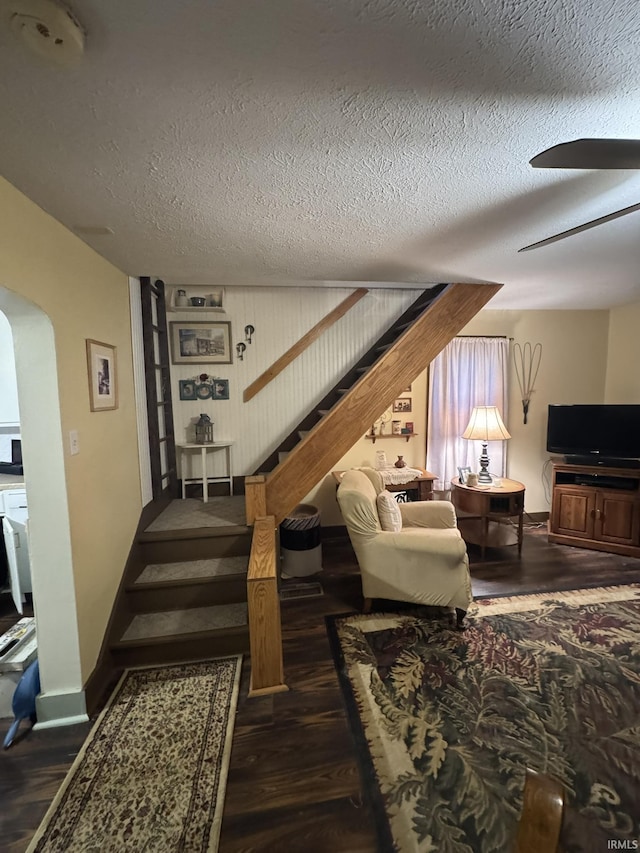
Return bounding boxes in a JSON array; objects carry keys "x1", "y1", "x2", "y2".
[{"x1": 462, "y1": 406, "x2": 511, "y2": 441}]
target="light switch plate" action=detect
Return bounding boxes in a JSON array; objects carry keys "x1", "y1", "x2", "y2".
[{"x1": 69, "y1": 430, "x2": 79, "y2": 456}]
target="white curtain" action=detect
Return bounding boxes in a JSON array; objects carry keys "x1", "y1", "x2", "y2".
[{"x1": 427, "y1": 337, "x2": 510, "y2": 491}]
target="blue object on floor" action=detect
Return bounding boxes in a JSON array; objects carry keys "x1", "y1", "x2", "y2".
[{"x1": 3, "y1": 659, "x2": 40, "y2": 749}]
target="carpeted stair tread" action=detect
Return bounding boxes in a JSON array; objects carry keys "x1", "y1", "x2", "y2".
[
  {"x1": 135, "y1": 556, "x2": 248, "y2": 584},
  {"x1": 121, "y1": 603, "x2": 248, "y2": 642},
  {"x1": 145, "y1": 496, "x2": 247, "y2": 531}
]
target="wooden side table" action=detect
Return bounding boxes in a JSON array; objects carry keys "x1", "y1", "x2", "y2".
[
  {"x1": 450, "y1": 476, "x2": 525, "y2": 559},
  {"x1": 332, "y1": 467, "x2": 437, "y2": 501},
  {"x1": 177, "y1": 442, "x2": 234, "y2": 502}
]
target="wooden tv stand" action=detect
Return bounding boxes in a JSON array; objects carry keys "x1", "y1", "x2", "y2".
[{"x1": 549, "y1": 461, "x2": 640, "y2": 558}]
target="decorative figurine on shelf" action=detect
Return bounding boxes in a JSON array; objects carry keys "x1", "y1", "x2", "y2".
[
  {"x1": 395, "y1": 455, "x2": 407, "y2": 468},
  {"x1": 195, "y1": 413, "x2": 214, "y2": 445}
]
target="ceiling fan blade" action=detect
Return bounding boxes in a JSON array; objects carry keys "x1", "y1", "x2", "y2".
[
  {"x1": 530, "y1": 139, "x2": 640, "y2": 169},
  {"x1": 518, "y1": 201, "x2": 640, "y2": 252}
]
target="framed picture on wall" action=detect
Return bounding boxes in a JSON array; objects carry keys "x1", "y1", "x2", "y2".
[
  {"x1": 392, "y1": 397, "x2": 412, "y2": 413},
  {"x1": 169, "y1": 321, "x2": 232, "y2": 364},
  {"x1": 178, "y1": 380, "x2": 197, "y2": 400},
  {"x1": 212, "y1": 379, "x2": 229, "y2": 399},
  {"x1": 86, "y1": 339, "x2": 117, "y2": 411}
]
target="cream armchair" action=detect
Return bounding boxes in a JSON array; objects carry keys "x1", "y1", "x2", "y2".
[{"x1": 336, "y1": 468, "x2": 472, "y2": 626}]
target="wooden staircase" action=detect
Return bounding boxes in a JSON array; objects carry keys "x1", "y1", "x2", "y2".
[
  {"x1": 258, "y1": 281, "x2": 502, "y2": 523},
  {"x1": 108, "y1": 521, "x2": 253, "y2": 669}
]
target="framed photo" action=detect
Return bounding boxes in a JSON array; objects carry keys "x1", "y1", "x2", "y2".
[
  {"x1": 169, "y1": 321, "x2": 232, "y2": 365},
  {"x1": 392, "y1": 397, "x2": 412, "y2": 413},
  {"x1": 457, "y1": 466, "x2": 472, "y2": 485},
  {"x1": 86, "y1": 339, "x2": 117, "y2": 411},
  {"x1": 212, "y1": 379, "x2": 229, "y2": 400},
  {"x1": 179, "y1": 380, "x2": 197, "y2": 401},
  {"x1": 404, "y1": 421, "x2": 414, "y2": 433}
]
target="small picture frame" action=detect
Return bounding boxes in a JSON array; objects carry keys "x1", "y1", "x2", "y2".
[
  {"x1": 457, "y1": 466, "x2": 472, "y2": 485},
  {"x1": 392, "y1": 398, "x2": 412, "y2": 413},
  {"x1": 405, "y1": 421, "x2": 414, "y2": 433},
  {"x1": 212, "y1": 379, "x2": 229, "y2": 400},
  {"x1": 86, "y1": 339, "x2": 117, "y2": 411},
  {"x1": 179, "y1": 380, "x2": 197, "y2": 401}
]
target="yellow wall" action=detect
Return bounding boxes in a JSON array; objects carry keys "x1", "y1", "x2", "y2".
[
  {"x1": 605, "y1": 301, "x2": 640, "y2": 402},
  {"x1": 0, "y1": 176, "x2": 142, "y2": 680},
  {"x1": 459, "y1": 310, "x2": 610, "y2": 512}
]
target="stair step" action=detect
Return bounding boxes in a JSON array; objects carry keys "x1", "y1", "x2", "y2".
[
  {"x1": 135, "y1": 556, "x2": 247, "y2": 584},
  {"x1": 111, "y1": 604, "x2": 250, "y2": 667},
  {"x1": 317, "y1": 409, "x2": 330, "y2": 416},
  {"x1": 278, "y1": 451, "x2": 290, "y2": 464},
  {"x1": 138, "y1": 526, "x2": 252, "y2": 564},
  {"x1": 121, "y1": 603, "x2": 248, "y2": 643},
  {"x1": 298, "y1": 430, "x2": 310, "y2": 440}
]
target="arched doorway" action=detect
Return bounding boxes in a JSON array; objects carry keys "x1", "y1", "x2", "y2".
[{"x1": 0, "y1": 286, "x2": 86, "y2": 727}]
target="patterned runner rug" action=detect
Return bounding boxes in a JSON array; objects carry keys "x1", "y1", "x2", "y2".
[
  {"x1": 27, "y1": 657, "x2": 242, "y2": 852},
  {"x1": 327, "y1": 586, "x2": 640, "y2": 853}
]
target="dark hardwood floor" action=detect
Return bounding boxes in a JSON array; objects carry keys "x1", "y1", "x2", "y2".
[{"x1": 1, "y1": 526, "x2": 640, "y2": 853}]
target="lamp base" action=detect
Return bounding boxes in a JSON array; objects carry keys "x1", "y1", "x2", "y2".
[{"x1": 478, "y1": 443, "x2": 492, "y2": 483}]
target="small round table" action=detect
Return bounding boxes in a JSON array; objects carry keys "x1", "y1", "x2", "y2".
[{"x1": 450, "y1": 477, "x2": 525, "y2": 559}]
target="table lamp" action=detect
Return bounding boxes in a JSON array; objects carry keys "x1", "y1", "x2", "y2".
[{"x1": 462, "y1": 406, "x2": 511, "y2": 483}]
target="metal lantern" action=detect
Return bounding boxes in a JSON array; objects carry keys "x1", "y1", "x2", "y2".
[{"x1": 195, "y1": 413, "x2": 213, "y2": 444}]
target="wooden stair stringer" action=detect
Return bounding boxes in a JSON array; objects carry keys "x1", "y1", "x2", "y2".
[
  {"x1": 252, "y1": 285, "x2": 444, "y2": 475},
  {"x1": 264, "y1": 282, "x2": 502, "y2": 523}
]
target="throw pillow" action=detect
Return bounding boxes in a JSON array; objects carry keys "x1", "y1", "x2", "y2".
[{"x1": 376, "y1": 490, "x2": 402, "y2": 532}]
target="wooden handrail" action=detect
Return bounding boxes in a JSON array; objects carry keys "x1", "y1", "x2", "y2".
[
  {"x1": 246, "y1": 516, "x2": 288, "y2": 697},
  {"x1": 243, "y1": 288, "x2": 368, "y2": 402},
  {"x1": 264, "y1": 282, "x2": 502, "y2": 523},
  {"x1": 244, "y1": 474, "x2": 267, "y2": 526}
]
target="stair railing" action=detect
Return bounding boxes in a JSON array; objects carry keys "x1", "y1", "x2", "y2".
[{"x1": 246, "y1": 514, "x2": 288, "y2": 696}]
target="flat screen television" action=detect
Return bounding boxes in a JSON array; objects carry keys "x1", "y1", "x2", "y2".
[{"x1": 546, "y1": 404, "x2": 640, "y2": 466}]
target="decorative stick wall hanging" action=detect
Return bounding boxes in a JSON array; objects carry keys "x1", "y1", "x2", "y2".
[{"x1": 513, "y1": 342, "x2": 542, "y2": 424}]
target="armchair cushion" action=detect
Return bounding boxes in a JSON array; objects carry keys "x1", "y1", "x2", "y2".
[{"x1": 376, "y1": 490, "x2": 402, "y2": 532}]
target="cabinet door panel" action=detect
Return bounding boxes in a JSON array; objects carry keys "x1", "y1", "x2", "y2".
[
  {"x1": 596, "y1": 492, "x2": 639, "y2": 545},
  {"x1": 552, "y1": 489, "x2": 595, "y2": 538}
]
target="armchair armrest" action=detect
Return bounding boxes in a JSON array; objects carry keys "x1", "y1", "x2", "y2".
[
  {"x1": 400, "y1": 500, "x2": 458, "y2": 529},
  {"x1": 373, "y1": 528, "x2": 467, "y2": 564}
]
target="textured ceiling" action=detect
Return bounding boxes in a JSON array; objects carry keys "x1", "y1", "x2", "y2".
[{"x1": 1, "y1": 0, "x2": 640, "y2": 309}]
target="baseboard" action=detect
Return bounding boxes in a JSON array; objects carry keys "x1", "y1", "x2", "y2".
[
  {"x1": 35, "y1": 688, "x2": 88, "y2": 729},
  {"x1": 321, "y1": 524, "x2": 349, "y2": 539},
  {"x1": 525, "y1": 511, "x2": 549, "y2": 523}
]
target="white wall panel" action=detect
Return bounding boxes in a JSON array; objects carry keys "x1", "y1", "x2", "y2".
[{"x1": 168, "y1": 286, "x2": 417, "y2": 476}]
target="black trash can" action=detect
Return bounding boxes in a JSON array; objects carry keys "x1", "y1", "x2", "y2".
[{"x1": 280, "y1": 504, "x2": 322, "y2": 577}]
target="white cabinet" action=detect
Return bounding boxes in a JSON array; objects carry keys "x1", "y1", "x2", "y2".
[
  {"x1": 4, "y1": 490, "x2": 28, "y2": 524},
  {"x1": 1, "y1": 488, "x2": 30, "y2": 614}
]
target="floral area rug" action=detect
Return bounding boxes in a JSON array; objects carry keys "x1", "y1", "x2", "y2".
[
  {"x1": 327, "y1": 586, "x2": 640, "y2": 853},
  {"x1": 27, "y1": 657, "x2": 242, "y2": 852}
]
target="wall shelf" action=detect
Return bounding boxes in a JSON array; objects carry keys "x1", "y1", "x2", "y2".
[
  {"x1": 167, "y1": 286, "x2": 226, "y2": 313},
  {"x1": 365, "y1": 433, "x2": 418, "y2": 444}
]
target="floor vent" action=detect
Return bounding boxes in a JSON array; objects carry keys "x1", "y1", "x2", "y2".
[{"x1": 279, "y1": 581, "x2": 323, "y2": 601}]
